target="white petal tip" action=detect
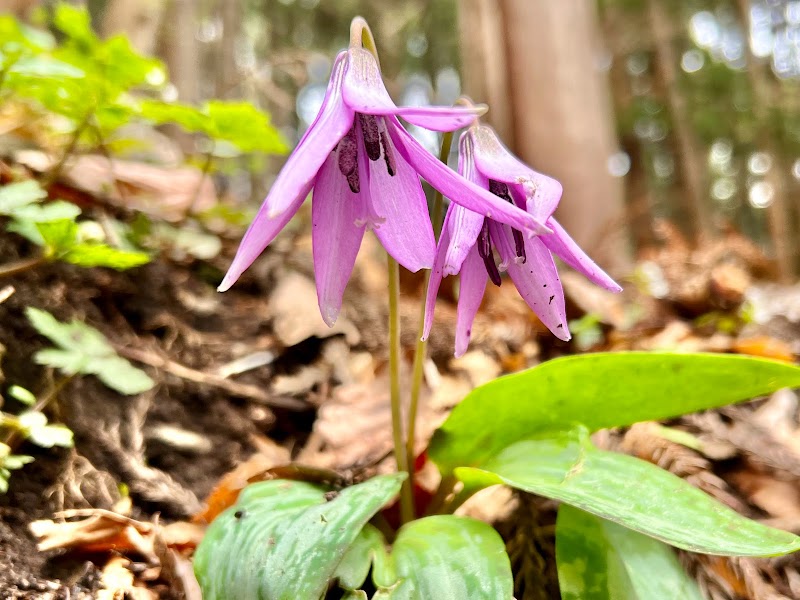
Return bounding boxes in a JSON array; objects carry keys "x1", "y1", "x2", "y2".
[
  {"x1": 217, "y1": 274, "x2": 237, "y2": 292},
  {"x1": 321, "y1": 307, "x2": 340, "y2": 328}
]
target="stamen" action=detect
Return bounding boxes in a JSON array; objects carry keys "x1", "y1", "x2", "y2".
[
  {"x1": 488, "y1": 179, "x2": 512, "y2": 202},
  {"x1": 380, "y1": 130, "x2": 396, "y2": 176},
  {"x1": 358, "y1": 114, "x2": 381, "y2": 161},
  {"x1": 338, "y1": 124, "x2": 358, "y2": 178},
  {"x1": 512, "y1": 229, "x2": 527, "y2": 264},
  {"x1": 346, "y1": 171, "x2": 360, "y2": 193},
  {"x1": 477, "y1": 219, "x2": 501, "y2": 287}
]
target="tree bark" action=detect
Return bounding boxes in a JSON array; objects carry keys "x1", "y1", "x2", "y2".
[{"x1": 494, "y1": 0, "x2": 630, "y2": 271}]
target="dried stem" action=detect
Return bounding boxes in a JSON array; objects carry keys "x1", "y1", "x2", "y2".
[
  {"x1": 405, "y1": 131, "x2": 453, "y2": 486},
  {"x1": 388, "y1": 254, "x2": 414, "y2": 523},
  {"x1": 0, "y1": 256, "x2": 47, "y2": 278}
]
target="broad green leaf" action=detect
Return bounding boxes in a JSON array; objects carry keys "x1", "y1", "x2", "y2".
[
  {"x1": 204, "y1": 100, "x2": 288, "y2": 154},
  {"x1": 62, "y1": 244, "x2": 150, "y2": 270},
  {"x1": 26, "y1": 308, "x2": 155, "y2": 395},
  {"x1": 53, "y1": 3, "x2": 96, "y2": 47},
  {"x1": 194, "y1": 474, "x2": 405, "y2": 600},
  {"x1": 138, "y1": 100, "x2": 208, "y2": 132},
  {"x1": 556, "y1": 504, "x2": 704, "y2": 600},
  {"x1": 382, "y1": 515, "x2": 512, "y2": 599},
  {"x1": 430, "y1": 352, "x2": 800, "y2": 473},
  {"x1": 334, "y1": 524, "x2": 388, "y2": 591},
  {"x1": 455, "y1": 428, "x2": 800, "y2": 556},
  {"x1": 0, "y1": 181, "x2": 47, "y2": 214}
]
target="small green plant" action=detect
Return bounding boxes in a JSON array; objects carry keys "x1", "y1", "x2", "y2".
[
  {"x1": 26, "y1": 307, "x2": 155, "y2": 395},
  {"x1": 0, "y1": 384, "x2": 72, "y2": 494},
  {"x1": 0, "y1": 180, "x2": 151, "y2": 275}
]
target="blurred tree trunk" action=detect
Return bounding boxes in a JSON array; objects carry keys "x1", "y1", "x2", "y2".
[
  {"x1": 459, "y1": 0, "x2": 630, "y2": 271},
  {"x1": 216, "y1": 0, "x2": 241, "y2": 98},
  {"x1": 456, "y1": 0, "x2": 514, "y2": 145},
  {"x1": 101, "y1": 0, "x2": 165, "y2": 56},
  {"x1": 646, "y1": 0, "x2": 713, "y2": 245},
  {"x1": 734, "y1": 0, "x2": 794, "y2": 281},
  {"x1": 162, "y1": 0, "x2": 199, "y2": 103}
]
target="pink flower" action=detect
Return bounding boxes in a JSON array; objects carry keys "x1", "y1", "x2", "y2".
[
  {"x1": 218, "y1": 48, "x2": 548, "y2": 327},
  {"x1": 423, "y1": 124, "x2": 622, "y2": 357}
]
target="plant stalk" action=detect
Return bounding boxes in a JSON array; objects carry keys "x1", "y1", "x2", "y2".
[
  {"x1": 405, "y1": 131, "x2": 453, "y2": 486},
  {"x1": 388, "y1": 254, "x2": 414, "y2": 523}
]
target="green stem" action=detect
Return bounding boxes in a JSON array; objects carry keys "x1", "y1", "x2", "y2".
[
  {"x1": 388, "y1": 254, "x2": 414, "y2": 523},
  {"x1": 43, "y1": 111, "x2": 92, "y2": 188},
  {"x1": 425, "y1": 473, "x2": 458, "y2": 516},
  {"x1": 405, "y1": 131, "x2": 453, "y2": 487},
  {"x1": 0, "y1": 256, "x2": 47, "y2": 278}
]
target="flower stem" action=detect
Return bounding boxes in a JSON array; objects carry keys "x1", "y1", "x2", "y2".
[
  {"x1": 405, "y1": 131, "x2": 453, "y2": 486},
  {"x1": 349, "y1": 17, "x2": 381, "y2": 68},
  {"x1": 388, "y1": 254, "x2": 414, "y2": 523}
]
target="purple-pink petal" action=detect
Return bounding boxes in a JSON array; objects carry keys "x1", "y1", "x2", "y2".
[
  {"x1": 541, "y1": 218, "x2": 622, "y2": 293},
  {"x1": 387, "y1": 119, "x2": 552, "y2": 236},
  {"x1": 311, "y1": 151, "x2": 367, "y2": 327},
  {"x1": 491, "y1": 222, "x2": 570, "y2": 341},
  {"x1": 217, "y1": 192, "x2": 305, "y2": 292},
  {"x1": 367, "y1": 122, "x2": 435, "y2": 272},
  {"x1": 454, "y1": 246, "x2": 488, "y2": 357},
  {"x1": 443, "y1": 202, "x2": 483, "y2": 276},
  {"x1": 267, "y1": 52, "x2": 354, "y2": 219},
  {"x1": 341, "y1": 48, "x2": 482, "y2": 132},
  {"x1": 469, "y1": 125, "x2": 562, "y2": 224},
  {"x1": 422, "y1": 207, "x2": 452, "y2": 341}
]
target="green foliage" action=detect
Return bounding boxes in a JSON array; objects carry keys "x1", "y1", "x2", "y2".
[
  {"x1": 0, "y1": 442, "x2": 33, "y2": 494},
  {"x1": 429, "y1": 352, "x2": 800, "y2": 473},
  {"x1": 456, "y1": 426, "x2": 800, "y2": 556},
  {"x1": 556, "y1": 505, "x2": 704, "y2": 600},
  {"x1": 8, "y1": 385, "x2": 36, "y2": 406},
  {"x1": 26, "y1": 307, "x2": 155, "y2": 395},
  {"x1": 35, "y1": 219, "x2": 150, "y2": 269},
  {"x1": 194, "y1": 474, "x2": 405, "y2": 600},
  {"x1": 13, "y1": 410, "x2": 73, "y2": 448},
  {"x1": 139, "y1": 99, "x2": 289, "y2": 155},
  {"x1": 195, "y1": 477, "x2": 511, "y2": 600}
]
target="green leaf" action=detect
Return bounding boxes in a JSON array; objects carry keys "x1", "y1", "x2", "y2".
[
  {"x1": 36, "y1": 219, "x2": 78, "y2": 254},
  {"x1": 333, "y1": 524, "x2": 388, "y2": 591},
  {"x1": 430, "y1": 352, "x2": 800, "y2": 473},
  {"x1": 9, "y1": 55, "x2": 83, "y2": 78},
  {"x1": 455, "y1": 427, "x2": 800, "y2": 556},
  {"x1": 383, "y1": 515, "x2": 512, "y2": 600},
  {"x1": 204, "y1": 101, "x2": 288, "y2": 154},
  {"x1": 194, "y1": 474, "x2": 405, "y2": 600},
  {"x1": 26, "y1": 307, "x2": 155, "y2": 395},
  {"x1": 0, "y1": 181, "x2": 47, "y2": 214},
  {"x1": 138, "y1": 100, "x2": 209, "y2": 132},
  {"x1": 53, "y1": 3, "x2": 97, "y2": 47},
  {"x1": 8, "y1": 385, "x2": 36, "y2": 406},
  {"x1": 61, "y1": 244, "x2": 150, "y2": 270},
  {"x1": 556, "y1": 504, "x2": 704, "y2": 600}
]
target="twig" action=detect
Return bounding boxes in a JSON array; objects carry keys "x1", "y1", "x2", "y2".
[
  {"x1": 115, "y1": 345, "x2": 305, "y2": 410},
  {"x1": 0, "y1": 256, "x2": 46, "y2": 278}
]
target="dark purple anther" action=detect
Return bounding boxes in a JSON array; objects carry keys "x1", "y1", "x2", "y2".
[
  {"x1": 358, "y1": 113, "x2": 381, "y2": 161},
  {"x1": 489, "y1": 179, "x2": 526, "y2": 263},
  {"x1": 477, "y1": 219, "x2": 501, "y2": 286},
  {"x1": 380, "y1": 131, "x2": 396, "y2": 176},
  {"x1": 338, "y1": 123, "x2": 360, "y2": 193}
]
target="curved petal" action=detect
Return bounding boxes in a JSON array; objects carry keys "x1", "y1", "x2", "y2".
[
  {"x1": 422, "y1": 207, "x2": 453, "y2": 341},
  {"x1": 541, "y1": 218, "x2": 622, "y2": 292},
  {"x1": 217, "y1": 192, "x2": 304, "y2": 292},
  {"x1": 469, "y1": 125, "x2": 562, "y2": 223},
  {"x1": 368, "y1": 121, "x2": 435, "y2": 272},
  {"x1": 267, "y1": 52, "x2": 354, "y2": 218},
  {"x1": 454, "y1": 246, "x2": 489, "y2": 357},
  {"x1": 443, "y1": 203, "x2": 483, "y2": 276},
  {"x1": 387, "y1": 120, "x2": 552, "y2": 236},
  {"x1": 312, "y1": 151, "x2": 367, "y2": 326},
  {"x1": 342, "y1": 47, "x2": 483, "y2": 132},
  {"x1": 491, "y1": 222, "x2": 570, "y2": 341}
]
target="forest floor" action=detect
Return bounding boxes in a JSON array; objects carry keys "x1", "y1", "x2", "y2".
[{"x1": 2, "y1": 162, "x2": 800, "y2": 599}]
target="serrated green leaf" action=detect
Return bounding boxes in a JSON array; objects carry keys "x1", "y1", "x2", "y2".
[
  {"x1": 9, "y1": 55, "x2": 83, "y2": 77},
  {"x1": 53, "y1": 3, "x2": 96, "y2": 47},
  {"x1": 205, "y1": 100, "x2": 288, "y2": 153},
  {"x1": 36, "y1": 219, "x2": 78, "y2": 254},
  {"x1": 556, "y1": 505, "x2": 704, "y2": 600},
  {"x1": 26, "y1": 307, "x2": 155, "y2": 395},
  {"x1": 61, "y1": 244, "x2": 150, "y2": 270},
  {"x1": 138, "y1": 99, "x2": 208, "y2": 132},
  {"x1": 430, "y1": 352, "x2": 800, "y2": 473},
  {"x1": 194, "y1": 474, "x2": 405, "y2": 600},
  {"x1": 90, "y1": 357, "x2": 155, "y2": 395},
  {"x1": 0, "y1": 181, "x2": 47, "y2": 214},
  {"x1": 383, "y1": 515, "x2": 513, "y2": 600},
  {"x1": 456, "y1": 427, "x2": 800, "y2": 556}
]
